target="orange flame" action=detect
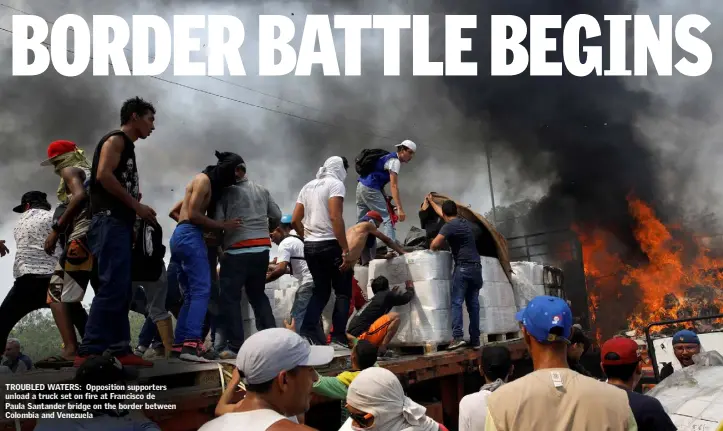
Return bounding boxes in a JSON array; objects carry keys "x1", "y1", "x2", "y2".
[{"x1": 577, "y1": 196, "x2": 723, "y2": 340}]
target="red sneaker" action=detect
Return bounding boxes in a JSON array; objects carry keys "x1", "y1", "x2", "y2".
[
  {"x1": 116, "y1": 354, "x2": 154, "y2": 367},
  {"x1": 73, "y1": 355, "x2": 93, "y2": 367}
]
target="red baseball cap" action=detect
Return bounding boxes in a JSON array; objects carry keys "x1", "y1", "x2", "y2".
[
  {"x1": 41, "y1": 140, "x2": 78, "y2": 166},
  {"x1": 601, "y1": 337, "x2": 641, "y2": 366},
  {"x1": 365, "y1": 210, "x2": 383, "y2": 223}
]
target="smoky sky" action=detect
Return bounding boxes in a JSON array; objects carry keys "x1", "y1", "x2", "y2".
[{"x1": 1, "y1": 0, "x2": 723, "y2": 299}]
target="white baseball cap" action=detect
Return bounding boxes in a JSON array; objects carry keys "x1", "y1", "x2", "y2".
[
  {"x1": 396, "y1": 140, "x2": 417, "y2": 152},
  {"x1": 235, "y1": 328, "x2": 334, "y2": 385}
]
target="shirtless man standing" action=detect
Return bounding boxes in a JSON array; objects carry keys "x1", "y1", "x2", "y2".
[
  {"x1": 169, "y1": 151, "x2": 243, "y2": 362},
  {"x1": 347, "y1": 210, "x2": 406, "y2": 266}
]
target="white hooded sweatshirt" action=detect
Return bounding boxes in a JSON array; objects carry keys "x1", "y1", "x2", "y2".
[
  {"x1": 296, "y1": 156, "x2": 348, "y2": 242},
  {"x1": 339, "y1": 368, "x2": 440, "y2": 431}
]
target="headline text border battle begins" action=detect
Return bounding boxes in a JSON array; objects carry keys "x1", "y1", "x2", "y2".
[{"x1": 12, "y1": 14, "x2": 712, "y2": 77}]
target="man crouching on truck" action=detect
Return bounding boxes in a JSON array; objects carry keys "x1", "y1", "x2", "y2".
[
  {"x1": 168, "y1": 152, "x2": 243, "y2": 362},
  {"x1": 348, "y1": 210, "x2": 407, "y2": 265},
  {"x1": 346, "y1": 276, "x2": 414, "y2": 358}
]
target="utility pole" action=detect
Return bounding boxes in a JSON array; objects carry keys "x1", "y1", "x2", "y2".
[{"x1": 485, "y1": 140, "x2": 497, "y2": 225}]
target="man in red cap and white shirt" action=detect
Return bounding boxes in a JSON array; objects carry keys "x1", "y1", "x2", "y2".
[
  {"x1": 39, "y1": 139, "x2": 95, "y2": 366},
  {"x1": 600, "y1": 337, "x2": 677, "y2": 431}
]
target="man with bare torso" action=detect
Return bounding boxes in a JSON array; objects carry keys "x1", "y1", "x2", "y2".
[
  {"x1": 347, "y1": 211, "x2": 406, "y2": 266},
  {"x1": 169, "y1": 151, "x2": 243, "y2": 362}
]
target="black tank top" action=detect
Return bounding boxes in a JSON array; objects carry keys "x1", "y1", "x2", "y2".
[{"x1": 89, "y1": 130, "x2": 139, "y2": 224}]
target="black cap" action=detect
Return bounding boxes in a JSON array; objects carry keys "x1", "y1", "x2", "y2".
[
  {"x1": 481, "y1": 345, "x2": 512, "y2": 378},
  {"x1": 13, "y1": 191, "x2": 49, "y2": 213},
  {"x1": 74, "y1": 351, "x2": 138, "y2": 386}
]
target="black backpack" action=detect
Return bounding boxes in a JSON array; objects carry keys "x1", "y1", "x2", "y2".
[
  {"x1": 355, "y1": 149, "x2": 390, "y2": 177},
  {"x1": 132, "y1": 219, "x2": 166, "y2": 282}
]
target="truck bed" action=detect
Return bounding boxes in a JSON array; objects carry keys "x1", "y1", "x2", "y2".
[{"x1": 0, "y1": 338, "x2": 527, "y2": 431}]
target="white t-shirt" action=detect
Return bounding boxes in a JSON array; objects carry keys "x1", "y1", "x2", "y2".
[
  {"x1": 277, "y1": 236, "x2": 313, "y2": 285},
  {"x1": 296, "y1": 177, "x2": 346, "y2": 242},
  {"x1": 199, "y1": 409, "x2": 298, "y2": 431},
  {"x1": 458, "y1": 389, "x2": 493, "y2": 431},
  {"x1": 13, "y1": 208, "x2": 59, "y2": 278},
  {"x1": 384, "y1": 157, "x2": 401, "y2": 175}
]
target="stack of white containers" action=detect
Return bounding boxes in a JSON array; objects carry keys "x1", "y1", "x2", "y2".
[
  {"x1": 461, "y1": 257, "x2": 519, "y2": 339},
  {"x1": 510, "y1": 261, "x2": 547, "y2": 309},
  {"x1": 353, "y1": 265, "x2": 369, "y2": 301},
  {"x1": 366, "y1": 250, "x2": 454, "y2": 345},
  {"x1": 248, "y1": 274, "x2": 335, "y2": 336}
]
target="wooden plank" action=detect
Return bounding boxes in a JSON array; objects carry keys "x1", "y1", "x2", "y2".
[{"x1": 0, "y1": 340, "x2": 528, "y2": 430}]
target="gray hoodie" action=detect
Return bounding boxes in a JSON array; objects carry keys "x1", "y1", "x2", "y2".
[{"x1": 214, "y1": 177, "x2": 282, "y2": 251}]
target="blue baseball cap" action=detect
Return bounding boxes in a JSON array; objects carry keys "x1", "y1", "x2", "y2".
[
  {"x1": 515, "y1": 295, "x2": 572, "y2": 344},
  {"x1": 280, "y1": 214, "x2": 292, "y2": 224},
  {"x1": 672, "y1": 329, "x2": 700, "y2": 345}
]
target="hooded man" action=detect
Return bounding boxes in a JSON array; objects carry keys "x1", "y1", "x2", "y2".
[
  {"x1": 341, "y1": 367, "x2": 444, "y2": 431},
  {"x1": 169, "y1": 151, "x2": 243, "y2": 362},
  {"x1": 292, "y1": 156, "x2": 355, "y2": 348},
  {"x1": 213, "y1": 156, "x2": 281, "y2": 359},
  {"x1": 40, "y1": 140, "x2": 96, "y2": 366}
]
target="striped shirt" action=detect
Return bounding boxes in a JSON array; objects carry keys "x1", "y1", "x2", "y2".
[{"x1": 13, "y1": 209, "x2": 59, "y2": 278}]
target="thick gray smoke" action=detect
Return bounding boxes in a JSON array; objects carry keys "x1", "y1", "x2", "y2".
[
  {"x1": 435, "y1": 0, "x2": 721, "y2": 252},
  {"x1": 1, "y1": 0, "x2": 722, "y2": 301}
]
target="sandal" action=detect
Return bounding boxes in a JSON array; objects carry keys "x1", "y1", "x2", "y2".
[{"x1": 35, "y1": 354, "x2": 74, "y2": 369}]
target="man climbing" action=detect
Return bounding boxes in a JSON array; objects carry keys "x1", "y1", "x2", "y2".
[
  {"x1": 347, "y1": 210, "x2": 406, "y2": 266},
  {"x1": 346, "y1": 276, "x2": 414, "y2": 357},
  {"x1": 268, "y1": 215, "x2": 314, "y2": 333},
  {"x1": 355, "y1": 140, "x2": 416, "y2": 243},
  {"x1": 169, "y1": 151, "x2": 243, "y2": 362},
  {"x1": 40, "y1": 140, "x2": 96, "y2": 366}
]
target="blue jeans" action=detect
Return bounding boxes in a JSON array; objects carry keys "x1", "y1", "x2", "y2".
[
  {"x1": 138, "y1": 262, "x2": 183, "y2": 348},
  {"x1": 356, "y1": 183, "x2": 395, "y2": 242},
  {"x1": 218, "y1": 251, "x2": 275, "y2": 352},
  {"x1": 291, "y1": 281, "x2": 314, "y2": 333},
  {"x1": 302, "y1": 240, "x2": 353, "y2": 345},
  {"x1": 451, "y1": 263, "x2": 483, "y2": 343},
  {"x1": 170, "y1": 223, "x2": 211, "y2": 343},
  {"x1": 79, "y1": 214, "x2": 133, "y2": 356}
]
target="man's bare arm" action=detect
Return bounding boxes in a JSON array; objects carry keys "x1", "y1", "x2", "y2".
[
  {"x1": 430, "y1": 233, "x2": 446, "y2": 251},
  {"x1": 56, "y1": 168, "x2": 87, "y2": 229},
  {"x1": 328, "y1": 196, "x2": 349, "y2": 252},
  {"x1": 291, "y1": 203, "x2": 305, "y2": 239},
  {"x1": 169, "y1": 200, "x2": 182, "y2": 222},
  {"x1": 371, "y1": 227, "x2": 405, "y2": 255},
  {"x1": 96, "y1": 137, "x2": 143, "y2": 213},
  {"x1": 188, "y1": 176, "x2": 239, "y2": 231},
  {"x1": 266, "y1": 261, "x2": 289, "y2": 283},
  {"x1": 389, "y1": 172, "x2": 404, "y2": 218}
]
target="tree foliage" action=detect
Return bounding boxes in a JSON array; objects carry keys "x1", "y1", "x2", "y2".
[{"x1": 9, "y1": 309, "x2": 148, "y2": 361}]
